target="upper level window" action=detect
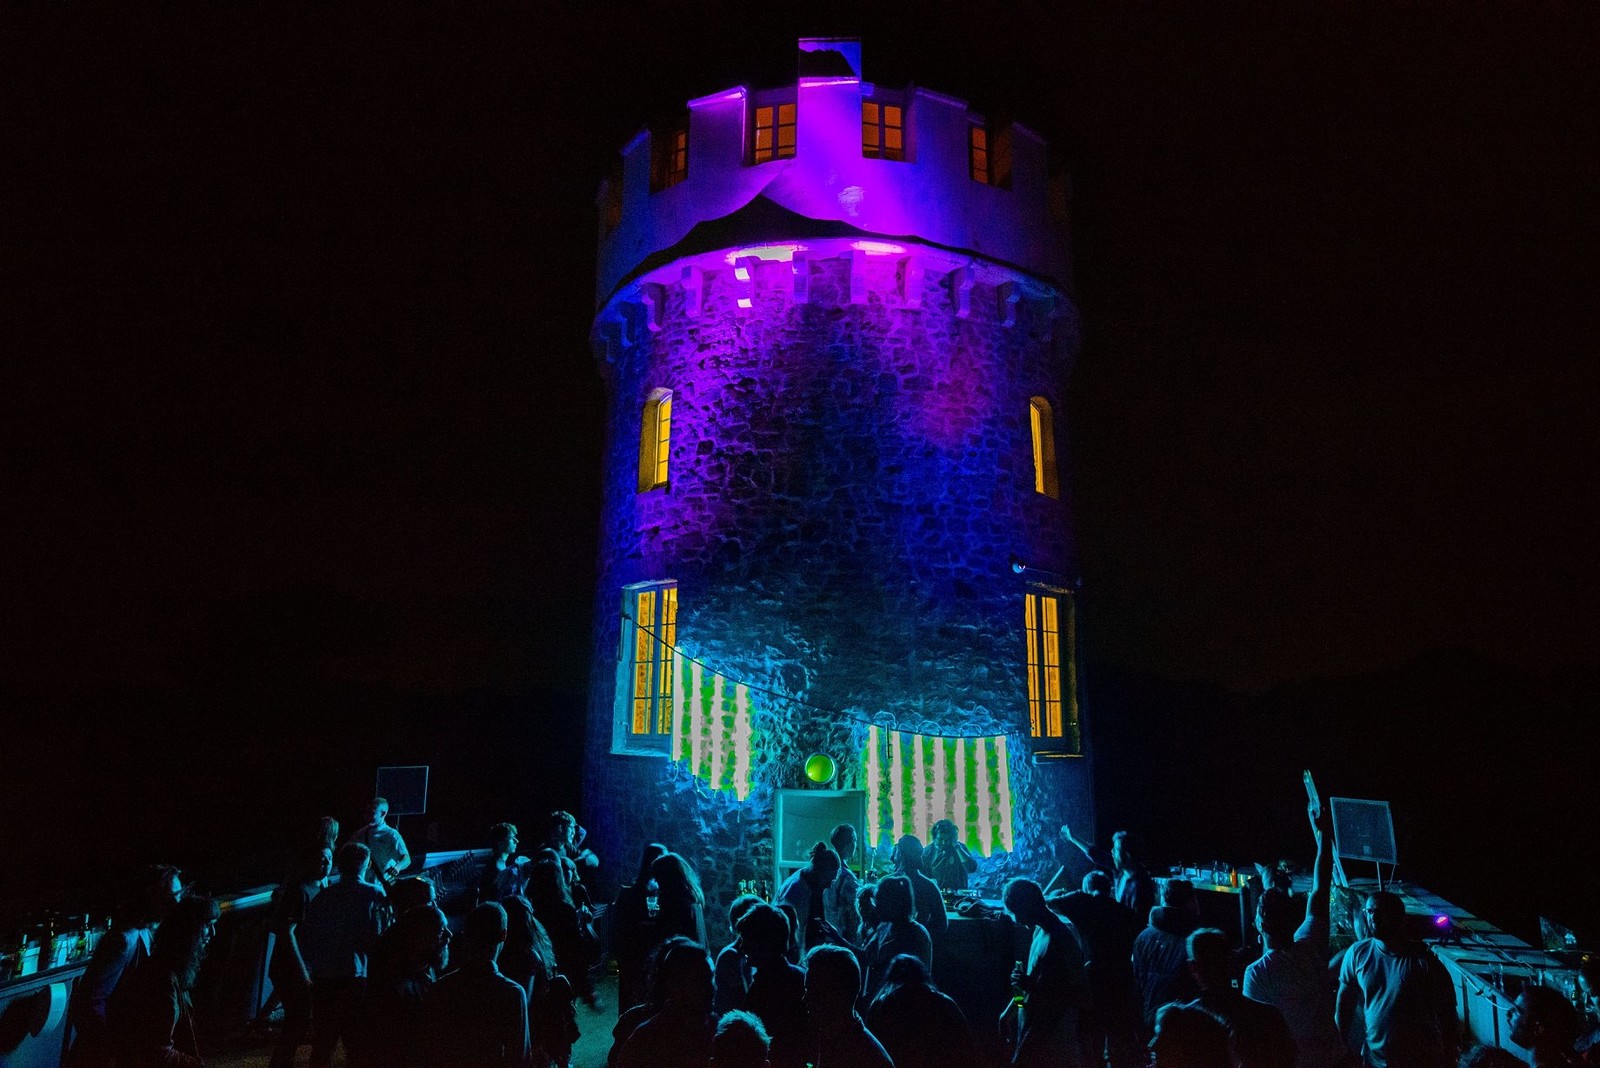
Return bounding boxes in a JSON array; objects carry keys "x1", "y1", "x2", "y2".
[
  {"x1": 1029, "y1": 397, "x2": 1060, "y2": 499},
  {"x1": 1025, "y1": 590, "x2": 1079, "y2": 752},
  {"x1": 861, "y1": 101, "x2": 904, "y2": 160},
  {"x1": 970, "y1": 122, "x2": 1012, "y2": 188},
  {"x1": 651, "y1": 119, "x2": 688, "y2": 192},
  {"x1": 619, "y1": 581, "x2": 678, "y2": 753},
  {"x1": 753, "y1": 102, "x2": 796, "y2": 163},
  {"x1": 639, "y1": 389, "x2": 671, "y2": 491}
]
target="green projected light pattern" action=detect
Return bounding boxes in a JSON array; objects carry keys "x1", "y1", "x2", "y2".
[
  {"x1": 862, "y1": 725, "x2": 1015, "y2": 857},
  {"x1": 670, "y1": 653, "x2": 755, "y2": 801}
]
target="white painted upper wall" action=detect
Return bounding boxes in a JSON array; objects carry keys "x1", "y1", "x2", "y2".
[{"x1": 595, "y1": 41, "x2": 1071, "y2": 307}]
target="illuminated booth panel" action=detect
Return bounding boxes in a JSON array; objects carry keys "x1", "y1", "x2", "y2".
[{"x1": 862, "y1": 725, "x2": 1015, "y2": 857}]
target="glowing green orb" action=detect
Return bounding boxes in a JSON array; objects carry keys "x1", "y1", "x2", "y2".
[{"x1": 804, "y1": 754, "x2": 836, "y2": 784}]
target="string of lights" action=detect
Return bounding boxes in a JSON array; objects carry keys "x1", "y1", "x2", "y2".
[{"x1": 620, "y1": 611, "x2": 1020, "y2": 741}]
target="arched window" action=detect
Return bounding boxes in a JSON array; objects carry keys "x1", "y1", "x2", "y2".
[
  {"x1": 1029, "y1": 396, "x2": 1059, "y2": 499},
  {"x1": 639, "y1": 389, "x2": 672, "y2": 491}
]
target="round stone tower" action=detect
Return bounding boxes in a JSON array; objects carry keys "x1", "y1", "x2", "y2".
[{"x1": 583, "y1": 39, "x2": 1091, "y2": 927}]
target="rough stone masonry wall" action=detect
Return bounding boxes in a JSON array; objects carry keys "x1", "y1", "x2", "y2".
[{"x1": 582, "y1": 252, "x2": 1092, "y2": 946}]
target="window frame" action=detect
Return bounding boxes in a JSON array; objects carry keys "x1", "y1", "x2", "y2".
[
  {"x1": 751, "y1": 99, "x2": 797, "y2": 164},
  {"x1": 650, "y1": 118, "x2": 689, "y2": 192},
  {"x1": 1025, "y1": 587, "x2": 1080, "y2": 753},
  {"x1": 1029, "y1": 396, "x2": 1060, "y2": 499},
  {"x1": 615, "y1": 580, "x2": 679, "y2": 755},
  {"x1": 638, "y1": 389, "x2": 672, "y2": 492},
  {"x1": 861, "y1": 98, "x2": 905, "y2": 161},
  {"x1": 969, "y1": 120, "x2": 1013, "y2": 189}
]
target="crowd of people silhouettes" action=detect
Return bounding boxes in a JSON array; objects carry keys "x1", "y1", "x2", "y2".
[{"x1": 57, "y1": 788, "x2": 1600, "y2": 1067}]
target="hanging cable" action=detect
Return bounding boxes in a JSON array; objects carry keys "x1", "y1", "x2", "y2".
[{"x1": 619, "y1": 610, "x2": 1018, "y2": 741}]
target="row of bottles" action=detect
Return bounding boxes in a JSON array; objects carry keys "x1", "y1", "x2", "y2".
[{"x1": 1, "y1": 914, "x2": 108, "y2": 981}]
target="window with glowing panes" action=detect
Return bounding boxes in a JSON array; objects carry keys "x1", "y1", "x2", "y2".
[
  {"x1": 621, "y1": 582, "x2": 677, "y2": 750},
  {"x1": 753, "y1": 102, "x2": 796, "y2": 163},
  {"x1": 861, "y1": 101, "x2": 904, "y2": 160},
  {"x1": 1025, "y1": 590, "x2": 1079, "y2": 752},
  {"x1": 639, "y1": 390, "x2": 671, "y2": 491}
]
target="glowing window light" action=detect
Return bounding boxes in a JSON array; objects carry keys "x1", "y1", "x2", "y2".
[
  {"x1": 632, "y1": 589, "x2": 656, "y2": 734},
  {"x1": 861, "y1": 101, "x2": 904, "y2": 161},
  {"x1": 931, "y1": 735, "x2": 948, "y2": 840},
  {"x1": 658, "y1": 586, "x2": 677, "y2": 733},
  {"x1": 736, "y1": 297, "x2": 753, "y2": 309},
  {"x1": 1025, "y1": 593, "x2": 1065, "y2": 739},
  {"x1": 850, "y1": 240, "x2": 905, "y2": 256},
  {"x1": 753, "y1": 102, "x2": 796, "y2": 163},
  {"x1": 639, "y1": 390, "x2": 672, "y2": 492},
  {"x1": 864, "y1": 725, "x2": 882, "y2": 848},
  {"x1": 890, "y1": 731, "x2": 906, "y2": 846},
  {"x1": 1029, "y1": 397, "x2": 1060, "y2": 498}
]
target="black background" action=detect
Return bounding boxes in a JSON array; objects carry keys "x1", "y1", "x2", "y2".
[{"x1": 5, "y1": 3, "x2": 1596, "y2": 938}]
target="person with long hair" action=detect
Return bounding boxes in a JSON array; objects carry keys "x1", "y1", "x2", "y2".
[
  {"x1": 864, "y1": 954, "x2": 976, "y2": 1068},
  {"x1": 108, "y1": 894, "x2": 219, "y2": 1068},
  {"x1": 859, "y1": 875, "x2": 933, "y2": 1002},
  {"x1": 500, "y1": 895, "x2": 576, "y2": 1068},
  {"x1": 650, "y1": 852, "x2": 708, "y2": 947},
  {"x1": 611, "y1": 842, "x2": 668, "y2": 1012},
  {"x1": 528, "y1": 855, "x2": 599, "y2": 1008}
]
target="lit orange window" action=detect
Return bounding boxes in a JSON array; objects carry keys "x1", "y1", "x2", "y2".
[
  {"x1": 627, "y1": 582, "x2": 678, "y2": 739},
  {"x1": 753, "y1": 102, "x2": 796, "y2": 163},
  {"x1": 862, "y1": 101, "x2": 904, "y2": 161},
  {"x1": 1030, "y1": 397, "x2": 1060, "y2": 498},
  {"x1": 1025, "y1": 591, "x2": 1077, "y2": 750},
  {"x1": 971, "y1": 122, "x2": 1012, "y2": 188},
  {"x1": 639, "y1": 390, "x2": 672, "y2": 491},
  {"x1": 651, "y1": 120, "x2": 688, "y2": 192},
  {"x1": 969, "y1": 125, "x2": 989, "y2": 183}
]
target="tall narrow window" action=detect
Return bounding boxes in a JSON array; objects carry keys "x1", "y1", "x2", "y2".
[
  {"x1": 861, "y1": 101, "x2": 904, "y2": 160},
  {"x1": 1025, "y1": 590, "x2": 1079, "y2": 751},
  {"x1": 1030, "y1": 396, "x2": 1060, "y2": 498},
  {"x1": 621, "y1": 581, "x2": 678, "y2": 749},
  {"x1": 651, "y1": 119, "x2": 688, "y2": 192},
  {"x1": 970, "y1": 122, "x2": 1013, "y2": 188},
  {"x1": 969, "y1": 124, "x2": 989, "y2": 183},
  {"x1": 639, "y1": 390, "x2": 671, "y2": 491},
  {"x1": 753, "y1": 102, "x2": 796, "y2": 163}
]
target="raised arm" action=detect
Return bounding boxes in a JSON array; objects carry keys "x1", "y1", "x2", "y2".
[
  {"x1": 1059, "y1": 820, "x2": 1094, "y2": 862},
  {"x1": 1307, "y1": 798, "x2": 1333, "y2": 924}
]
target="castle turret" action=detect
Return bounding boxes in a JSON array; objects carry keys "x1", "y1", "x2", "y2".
[{"x1": 583, "y1": 39, "x2": 1090, "y2": 929}]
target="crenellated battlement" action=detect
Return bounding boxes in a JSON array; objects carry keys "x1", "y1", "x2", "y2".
[
  {"x1": 594, "y1": 236, "x2": 1079, "y2": 366},
  {"x1": 594, "y1": 38, "x2": 1072, "y2": 309}
]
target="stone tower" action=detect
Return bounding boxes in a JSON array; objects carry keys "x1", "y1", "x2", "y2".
[{"x1": 583, "y1": 39, "x2": 1091, "y2": 926}]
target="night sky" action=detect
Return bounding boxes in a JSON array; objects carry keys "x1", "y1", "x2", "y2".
[{"x1": 6, "y1": 4, "x2": 1597, "y2": 934}]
